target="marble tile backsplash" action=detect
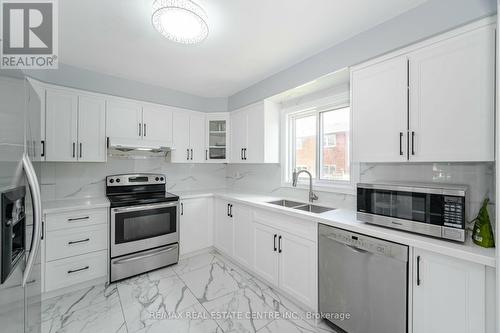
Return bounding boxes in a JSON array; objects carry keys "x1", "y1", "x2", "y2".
[
  {"x1": 41, "y1": 158, "x2": 495, "y2": 225},
  {"x1": 40, "y1": 156, "x2": 227, "y2": 201}
]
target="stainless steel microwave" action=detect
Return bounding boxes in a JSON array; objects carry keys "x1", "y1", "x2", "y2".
[{"x1": 357, "y1": 182, "x2": 467, "y2": 242}]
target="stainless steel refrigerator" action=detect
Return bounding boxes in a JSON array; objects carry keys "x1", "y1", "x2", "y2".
[{"x1": 0, "y1": 74, "x2": 43, "y2": 333}]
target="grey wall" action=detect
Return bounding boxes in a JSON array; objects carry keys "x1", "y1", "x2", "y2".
[
  {"x1": 228, "y1": 0, "x2": 498, "y2": 110},
  {"x1": 0, "y1": 64, "x2": 228, "y2": 112}
]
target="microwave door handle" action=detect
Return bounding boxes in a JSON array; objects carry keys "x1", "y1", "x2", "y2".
[{"x1": 22, "y1": 153, "x2": 42, "y2": 287}]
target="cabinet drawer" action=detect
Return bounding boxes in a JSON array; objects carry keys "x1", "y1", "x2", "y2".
[
  {"x1": 45, "y1": 250, "x2": 106, "y2": 292},
  {"x1": 46, "y1": 224, "x2": 107, "y2": 261},
  {"x1": 45, "y1": 208, "x2": 107, "y2": 231}
]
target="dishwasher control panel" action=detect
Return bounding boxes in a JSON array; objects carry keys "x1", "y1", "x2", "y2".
[{"x1": 320, "y1": 224, "x2": 408, "y2": 262}]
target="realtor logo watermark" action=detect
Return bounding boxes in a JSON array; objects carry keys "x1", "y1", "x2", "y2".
[{"x1": 1, "y1": 0, "x2": 58, "y2": 68}]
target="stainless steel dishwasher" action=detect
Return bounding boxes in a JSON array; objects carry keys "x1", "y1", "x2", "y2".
[{"x1": 318, "y1": 224, "x2": 408, "y2": 333}]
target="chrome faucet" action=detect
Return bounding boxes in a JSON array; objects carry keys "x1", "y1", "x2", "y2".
[{"x1": 292, "y1": 169, "x2": 318, "y2": 203}]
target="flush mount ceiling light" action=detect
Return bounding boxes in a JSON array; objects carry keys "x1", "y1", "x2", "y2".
[{"x1": 152, "y1": 0, "x2": 209, "y2": 44}]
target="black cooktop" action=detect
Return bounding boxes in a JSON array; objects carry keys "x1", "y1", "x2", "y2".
[
  {"x1": 105, "y1": 174, "x2": 179, "y2": 208},
  {"x1": 108, "y1": 192, "x2": 179, "y2": 208}
]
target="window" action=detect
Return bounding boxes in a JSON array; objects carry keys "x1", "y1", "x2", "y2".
[{"x1": 288, "y1": 106, "x2": 350, "y2": 186}]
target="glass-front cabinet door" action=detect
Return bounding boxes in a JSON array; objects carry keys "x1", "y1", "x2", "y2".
[{"x1": 206, "y1": 114, "x2": 229, "y2": 163}]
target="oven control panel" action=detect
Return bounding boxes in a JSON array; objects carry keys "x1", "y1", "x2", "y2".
[{"x1": 107, "y1": 174, "x2": 166, "y2": 186}]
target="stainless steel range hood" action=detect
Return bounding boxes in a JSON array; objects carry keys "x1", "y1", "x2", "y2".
[{"x1": 107, "y1": 138, "x2": 172, "y2": 159}]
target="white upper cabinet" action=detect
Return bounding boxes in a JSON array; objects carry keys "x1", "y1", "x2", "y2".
[
  {"x1": 412, "y1": 249, "x2": 486, "y2": 333},
  {"x1": 408, "y1": 24, "x2": 495, "y2": 162},
  {"x1": 189, "y1": 113, "x2": 206, "y2": 163},
  {"x1": 77, "y1": 95, "x2": 106, "y2": 162},
  {"x1": 46, "y1": 88, "x2": 106, "y2": 162},
  {"x1": 45, "y1": 88, "x2": 78, "y2": 162},
  {"x1": 230, "y1": 100, "x2": 279, "y2": 163},
  {"x1": 106, "y1": 99, "x2": 142, "y2": 143},
  {"x1": 171, "y1": 111, "x2": 206, "y2": 163},
  {"x1": 206, "y1": 113, "x2": 230, "y2": 163},
  {"x1": 142, "y1": 104, "x2": 173, "y2": 146},
  {"x1": 352, "y1": 21, "x2": 495, "y2": 163},
  {"x1": 352, "y1": 56, "x2": 408, "y2": 163}
]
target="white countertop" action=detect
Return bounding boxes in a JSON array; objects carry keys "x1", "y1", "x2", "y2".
[
  {"x1": 43, "y1": 197, "x2": 110, "y2": 214},
  {"x1": 196, "y1": 191, "x2": 496, "y2": 268},
  {"x1": 43, "y1": 191, "x2": 496, "y2": 267}
]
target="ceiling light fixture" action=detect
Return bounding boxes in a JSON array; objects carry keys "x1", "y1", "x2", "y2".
[{"x1": 152, "y1": 0, "x2": 209, "y2": 45}]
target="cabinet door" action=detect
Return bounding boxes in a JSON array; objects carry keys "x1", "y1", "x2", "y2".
[
  {"x1": 230, "y1": 110, "x2": 247, "y2": 162},
  {"x1": 408, "y1": 25, "x2": 495, "y2": 162},
  {"x1": 142, "y1": 105, "x2": 173, "y2": 145},
  {"x1": 413, "y1": 249, "x2": 485, "y2": 333},
  {"x1": 189, "y1": 113, "x2": 206, "y2": 163},
  {"x1": 352, "y1": 56, "x2": 408, "y2": 162},
  {"x1": 45, "y1": 88, "x2": 78, "y2": 161},
  {"x1": 252, "y1": 222, "x2": 279, "y2": 286},
  {"x1": 278, "y1": 231, "x2": 317, "y2": 308},
  {"x1": 214, "y1": 200, "x2": 233, "y2": 256},
  {"x1": 77, "y1": 95, "x2": 106, "y2": 162},
  {"x1": 179, "y1": 198, "x2": 210, "y2": 256},
  {"x1": 206, "y1": 115, "x2": 229, "y2": 163},
  {"x1": 245, "y1": 104, "x2": 265, "y2": 163},
  {"x1": 171, "y1": 112, "x2": 190, "y2": 162},
  {"x1": 106, "y1": 99, "x2": 142, "y2": 141},
  {"x1": 232, "y1": 204, "x2": 253, "y2": 267}
]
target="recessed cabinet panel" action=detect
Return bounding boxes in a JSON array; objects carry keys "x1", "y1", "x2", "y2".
[
  {"x1": 352, "y1": 56, "x2": 408, "y2": 163},
  {"x1": 214, "y1": 199, "x2": 234, "y2": 256},
  {"x1": 252, "y1": 222, "x2": 279, "y2": 286},
  {"x1": 408, "y1": 25, "x2": 495, "y2": 162},
  {"x1": 413, "y1": 249, "x2": 485, "y2": 333},
  {"x1": 232, "y1": 204, "x2": 253, "y2": 268},
  {"x1": 45, "y1": 88, "x2": 78, "y2": 162},
  {"x1": 189, "y1": 113, "x2": 206, "y2": 163},
  {"x1": 142, "y1": 105, "x2": 173, "y2": 145},
  {"x1": 171, "y1": 112, "x2": 191, "y2": 162},
  {"x1": 78, "y1": 96, "x2": 106, "y2": 162},
  {"x1": 106, "y1": 99, "x2": 142, "y2": 141},
  {"x1": 179, "y1": 198, "x2": 211, "y2": 255}
]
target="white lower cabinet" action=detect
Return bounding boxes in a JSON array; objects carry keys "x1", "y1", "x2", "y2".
[
  {"x1": 43, "y1": 207, "x2": 108, "y2": 293},
  {"x1": 252, "y1": 222, "x2": 279, "y2": 285},
  {"x1": 278, "y1": 230, "x2": 316, "y2": 307},
  {"x1": 412, "y1": 249, "x2": 486, "y2": 333},
  {"x1": 232, "y1": 204, "x2": 253, "y2": 268},
  {"x1": 251, "y1": 220, "x2": 317, "y2": 308},
  {"x1": 179, "y1": 197, "x2": 213, "y2": 256},
  {"x1": 214, "y1": 199, "x2": 234, "y2": 256}
]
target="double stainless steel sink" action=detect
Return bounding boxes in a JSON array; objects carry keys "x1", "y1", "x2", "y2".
[{"x1": 267, "y1": 200, "x2": 335, "y2": 214}]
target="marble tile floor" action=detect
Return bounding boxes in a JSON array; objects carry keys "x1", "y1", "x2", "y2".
[{"x1": 41, "y1": 250, "x2": 339, "y2": 333}]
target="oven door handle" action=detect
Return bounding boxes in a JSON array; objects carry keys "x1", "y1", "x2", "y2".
[
  {"x1": 113, "y1": 245, "x2": 177, "y2": 264},
  {"x1": 112, "y1": 201, "x2": 179, "y2": 213}
]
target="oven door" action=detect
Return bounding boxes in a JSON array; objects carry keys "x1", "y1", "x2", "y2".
[{"x1": 111, "y1": 201, "x2": 179, "y2": 258}]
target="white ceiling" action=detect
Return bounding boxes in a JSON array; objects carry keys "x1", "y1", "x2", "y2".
[{"x1": 59, "y1": 0, "x2": 426, "y2": 98}]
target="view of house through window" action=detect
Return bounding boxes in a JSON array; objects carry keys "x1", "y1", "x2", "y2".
[{"x1": 290, "y1": 106, "x2": 350, "y2": 184}]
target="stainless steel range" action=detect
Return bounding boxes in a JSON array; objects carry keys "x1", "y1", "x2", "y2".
[{"x1": 106, "y1": 174, "x2": 179, "y2": 283}]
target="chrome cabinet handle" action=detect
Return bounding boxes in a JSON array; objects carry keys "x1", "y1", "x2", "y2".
[
  {"x1": 22, "y1": 154, "x2": 42, "y2": 287},
  {"x1": 278, "y1": 235, "x2": 282, "y2": 253},
  {"x1": 273, "y1": 234, "x2": 277, "y2": 252},
  {"x1": 68, "y1": 238, "x2": 90, "y2": 245},
  {"x1": 68, "y1": 216, "x2": 89, "y2": 222},
  {"x1": 67, "y1": 266, "x2": 89, "y2": 274}
]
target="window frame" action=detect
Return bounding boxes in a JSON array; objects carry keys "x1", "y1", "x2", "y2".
[{"x1": 281, "y1": 92, "x2": 357, "y2": 194}]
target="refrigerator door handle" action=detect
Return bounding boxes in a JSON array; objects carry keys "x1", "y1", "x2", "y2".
[{"x1": 22, "y1": 154, "x2": 42, "y2": 287}]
